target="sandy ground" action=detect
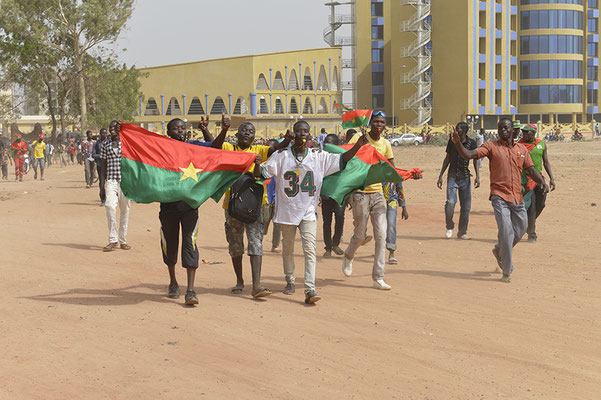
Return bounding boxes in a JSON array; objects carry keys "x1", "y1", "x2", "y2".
[{"x1": 1, "y1": 140, "x2": 600, "y2": 400}]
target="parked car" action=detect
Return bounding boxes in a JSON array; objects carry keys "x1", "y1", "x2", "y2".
[{"x1": 389, "y1": 133, "x2": 423, "y2": 146}]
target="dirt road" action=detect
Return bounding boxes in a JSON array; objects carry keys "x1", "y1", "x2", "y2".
[{"x1": 1, "y1": 140, "x2": 600, "y2": 399}]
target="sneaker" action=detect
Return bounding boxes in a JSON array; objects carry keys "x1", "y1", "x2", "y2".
[
  {"x1": 445, "y1": 229, "x2": 452, "y2": 238},
  {"x1": 361, "y1": 235, "x2": 373, "y2": 246},
  {"x1": 304, "y1": 290, "x2": 322, "y2": 304},
  {"x1": 323, "y1": 250, "x2": 332, "y2": 258},
  {"x1": 458, "y1": 234, "x2": 470, "y2": 240},
  {"x1": 185, "y1": 289, "x2": 199, "y2": 305},
  {"x1": 342, "y1": 257, "x2": 353, "y2": 276},
  {"x1": 283, "y1": 282, "x2": 295, "y2": 295},
  {"x1": 168, "y1": 283, "x2": 180, "y2": 299},
  {"x1": 501, "y1": 274, "x2": 512, "y2": 283},
  {"x1": 373, "y1": 279, "x2": 392, "y2": 290},
  {"x1": 527, "y1": 236, "x2": 537, "y2": 243},
  {"x1": 332, "y1": 246, "x2": 344, "y2": 255}
]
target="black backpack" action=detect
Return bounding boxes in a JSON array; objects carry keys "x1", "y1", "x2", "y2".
[{"x1": 227, "y1": 173, "x2": 264, "y2": 224}]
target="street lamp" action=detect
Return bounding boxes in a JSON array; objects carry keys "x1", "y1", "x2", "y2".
[{"x1": 466, "y1": 114, "x2": 480, "y2": 133}]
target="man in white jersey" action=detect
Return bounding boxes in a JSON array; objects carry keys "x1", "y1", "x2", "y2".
[{"x1": 261, "y1": 120, "x2": 367, "y2": 304}]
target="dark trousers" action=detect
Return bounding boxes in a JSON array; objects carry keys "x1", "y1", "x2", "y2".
[
  {"x1": 527, "y1": 186, "x2": 547, "y2": 240},
  {"x1": 159, "y1": 208, "x2": 199, "y2": 269},
  {"x1": 96, "y1": 164, "x2": 105, "y2": 203},
  {"x1": 1, "y1": 164, "x2": 7, "y2": 179},
  {"x1": 321, "y1": 196, "x2": 345, "y2": 250},
  {"x1": 445, "y1": 175, "x2": 471, "y2": 236}
]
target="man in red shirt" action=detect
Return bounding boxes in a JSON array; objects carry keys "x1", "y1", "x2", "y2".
[
  {"x1": 451, "y1": 118, "x2": 549, "y2": 282},
  {"x1": 11, "y1": 134, "x2": 28, "y2": 181}
]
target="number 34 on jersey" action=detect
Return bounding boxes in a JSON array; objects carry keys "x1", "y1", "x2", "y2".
[{"x1": 283, "y1": 170, "x2": 316, "y2": 197}]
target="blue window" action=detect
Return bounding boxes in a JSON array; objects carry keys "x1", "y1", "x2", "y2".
[
  {"x1": 589, "y1": 18, "x2": 598, "y2": 33},
  {"x1": 372, "y1": 26, "x2": 384, "y2": 39},
  {"x1": 521, "y1": 0, "x2": 583, "y2": 4},
  {"x1": 520, "y1": 10, "x2": 583, "y2": 30},
  {"x1": 589, "y1": 42, "x2": 598, "y2": 56},
  {"x1": 521, "y1": 85, "x2": 581, "y2": 104},
  {"x1": 372, "y1": 48, "x2": 383, "y2": 62},
  {"x1": 521, "y1": 35, "x2": 582, "y2": 54},
  {"x1": 590, "y1": 0, "x2": 599, "y2": 9}
]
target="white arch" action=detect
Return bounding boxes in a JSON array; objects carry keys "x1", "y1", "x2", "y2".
[
  {"x1": 233, "y1": 96, "x2": 248, "y2": 114},
  {"x1": 256, "y1": 73, "x2": 269, "y2": 90},
  {"x1": 318, "y1": 98, "x2": 328, "y2": 114},
  {"x1": 274, "y1": 98, "x2": 284, "y2": 114},
  {"x1": 259, "y1": 97, "x2": 269, "y2": 114},
  {"x1": 210, "y1": 97, "x2": 227, "y2": 114},
  {"x1": 144, "y1": 97, "x2": 160, "y2": 116},
  {"x1": 303, "y1": 97, "x2": 313, "y2": 114},
  {"x1": 317, "y1": 65, "x2": 328, "y2": 91},
  {"x1": 331, "y1": 67, "x2": 339, "y2": 91},
  {"x1": 288, "y1": 69, "x2": 299, "y2": 90},
  {"x1": 166, "y1": 97, "x2": 182, "y2": 116},
  {"x1": 289, "y1": 97, "x2": 299, "y2": 114},
  {"x1": 273, "y1": 71, "x2": 285, "y2": 90},
  {"x1": 303, "y1": 67, "x2": 313, "y2": 90}
]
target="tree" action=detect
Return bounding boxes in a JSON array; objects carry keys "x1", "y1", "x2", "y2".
[{"x1": 0, "y1": 0, "x2": 134, "y2": 132}]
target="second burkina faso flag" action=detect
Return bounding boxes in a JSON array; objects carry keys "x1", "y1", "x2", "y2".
[
  {"x1": 334, "y1": 103, "x2": 372, "y2": 129},
  {"x1": 322, "y1": 143, "x2": 422, "y2": 205},
  {"x1": 119, "y1": 123, "x2": 256, "y2": 208}
]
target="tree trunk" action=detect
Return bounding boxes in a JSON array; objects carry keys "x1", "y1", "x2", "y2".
[
  {"x1": 75, "y1": 55, "x2": 87, "y2": 133},
  {"x1": 59, "y1": 87, "x2": 66, "y2": 141},
  {"x1": 44, "y1": 79, "x2": 57, "y2": 143}
]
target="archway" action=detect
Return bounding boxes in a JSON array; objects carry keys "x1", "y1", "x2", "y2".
[
  {"x1": 165, "y1": 97, "x2": 182, "y2": 115},
  {"x1": 256, "y1": 73, "x2": 269, "y2": 90},
  {"x1": 317, "y1": 65, "x2": 328, "y2": 90},
  {"x1": 187, "y1": 97, "x2": 205, "y2": 114},
  {"x1": 289, "y1": 97, "x2": 299, "y2": 114},
  {"x1": 331, "y1": 67, "x2": 339, "y2": 91},
  {"x1": 210, "y1": 97, "x2": 227, "y2": 114},
  {"x1": 259, "y1": 97, "x2": 269, "y2": 114},
  {"x1": 273, "y1": 71, "x2": 285, "y2": 90},
  {"x1": 144, "y1": 97, "x2": 160, "y2": 116},
  {"x1": 288, "y1": 69, "x2": 299, "y2": 90},
  {"x1": 233, "y1": 96, "x2": 249, "y2": 114},
  {"x1": 274, "y1": 97, "x2": 284, "y2": 114},
  {"x1": 318, "y1": 98, "x2": 328, "y2": 114},
  {"x1": 303, "y1": 67, "x2": 313, "y2": 90},
  {"x1": 303, "y1": 97, "x2": 313, "y2": 114}
]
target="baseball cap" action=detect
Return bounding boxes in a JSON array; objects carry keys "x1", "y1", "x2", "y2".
[
  {"x1": 521, "y1": 123, "x2": 537, "y2": 132},
  {"x1": 512, "y1": 120, "x2": 522, "y2": 129},
  {"x1": 16, "y1": 134, "x2": 22, "y2": 138},
  {"x1": 39, "y1": 134, "x2": 44, "y2": 139}
]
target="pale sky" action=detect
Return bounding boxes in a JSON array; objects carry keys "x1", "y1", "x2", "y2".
[{"x1": 113, "y1": 0, "x2": 333, "y2": 68}]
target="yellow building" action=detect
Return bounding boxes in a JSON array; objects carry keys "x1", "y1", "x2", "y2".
[
  {"x1": 134, "y1": 48, "x2": 344, "y2": 137},
  {"x1": 343, "y1": 0, "x2": 599, "y2": 129}
]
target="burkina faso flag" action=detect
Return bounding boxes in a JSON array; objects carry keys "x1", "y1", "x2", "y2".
[
  {"x1": 334, "y1": 103, "x2": 372, "y2": 129},
  {"x1": 322, "y1": 143, "x2": 422, "y2": 205},
  {"x1": 120, "y1": 123, "x2": 256, "y2": 208}
]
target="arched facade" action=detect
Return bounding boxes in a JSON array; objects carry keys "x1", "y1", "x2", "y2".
[
  {"x1": 187, "y1": 97, "x2": 205, "y2": 114},
  {"x1": 144, "y1": 97, "x2": 160, "y2": 116},
  {"x1": 233, "y1": 96, "x2": 249, "y2": 114},
  {"x1": 303, "y1": 97, "x2": 313, "y2": 114},
  {"x1": 290, "y1": 97, "x2": 299, "y2": 114},
  {"x1": 273, "y1": 72, "x2": 285, "y2": 90},
  {"x1": 317, "y1": 65, "x2": 329, "y2": 91},
  {"x1": 256, "y1": 74, "x2": 269, "y2": 90},
  {"x1": 318, "y1": 98, "x2": 329, "y2": 114},
  {"x1": 210, "y1": 97, "x2": 227, "y2": 114},
  {"x1": 303, "y1": 67, "x2": 313, "y2": 90},
  {"x1": 331, "y1": 67, "x2": 339, "y2": 91},
  {"x1": 274, "y1": 97, "x2": 284, "y2": 114},
  {"x1": 288, "y1": 69, "x2": 299, "y2": 90},
  {"x1": 165, "y1": 97, "x2": 182, "y2": 115},
  {"x1": 259, "y1": 97, "x2": 269, "y2": 114}
]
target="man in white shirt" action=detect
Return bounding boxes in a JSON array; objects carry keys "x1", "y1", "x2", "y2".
[{"x1": 261, "y1": 120, "x2": 367, "y2": 304}]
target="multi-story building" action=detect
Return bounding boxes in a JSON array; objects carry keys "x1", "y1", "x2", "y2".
[
  {"x1": 330, "y1": 0, "x2": 600, "y2": 129},
  {"x1": 134, "y1": 48, "x2": 344, "y2": 136}
]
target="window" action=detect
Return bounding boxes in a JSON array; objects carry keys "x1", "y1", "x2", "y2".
[
  {"x1": 372, "y1": 48, "x2": 384, "y2": 63},
  {"x1": 588, "y1": 42, "x2": 598, "y2": 56},
  {"x1": 520, "y1": 85, "x2": 581, "y2": 104},
  {"x1": 520, "y1": 10, "x2": 583, "y2": 30},
  {"x1": 372, "y1": 94, "x2": 385, "y2": 108},
  {"x1": 588, "y1": 66, "x2": 598, "y2": 80},
  {"x1": 590, "y1": 0, "x2": 599, "y2": 9},
  {"x1": 521, "y1": 35, "x2": 582, "y2": 54},
  {"x1": 589, "y1": 18, "x2": 598, "y2": 33},
  {"x1": 372, "y1": 26, "x2": 383, "y2": 40},
  {"x1": 520, "y1": 60, "x2": 583, "y2": 79},
  {"x1": 372, "y1": 71, "x2": 384, "y2": 85},
  {"x1": 588, "y1": 88, "x2": 598, "y2": 103},
  {"x1": 521, "y1": 0, "x2": 583, "y2": 4},
  {"x1": 371, "y1": 2, "x2": 383, "y2": 17}
]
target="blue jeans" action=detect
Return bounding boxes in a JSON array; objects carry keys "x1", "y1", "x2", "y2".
[
  {"x1": 445, "y1": 175, "x2": 471, "y2": 236},
  {"x1": 386, "y1": 203, "x2": 397, "y2": 251}
]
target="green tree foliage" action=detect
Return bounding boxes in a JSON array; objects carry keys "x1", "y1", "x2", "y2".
[{"x1": 0, "y1": 0, "x2": 135, "y2": 132}]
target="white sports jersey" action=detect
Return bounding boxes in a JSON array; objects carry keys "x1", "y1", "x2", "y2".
[{"x1": 261, "y1": 148, "x2": 342, "y2": 226}]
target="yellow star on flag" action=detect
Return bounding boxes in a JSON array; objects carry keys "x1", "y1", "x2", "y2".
[{"x1": 179, "y1": 162, "x2": 203, "y2": 182}]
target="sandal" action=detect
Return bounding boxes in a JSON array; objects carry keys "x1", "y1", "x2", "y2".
[
  {"x1": 231, "y1": 284, "x2": 244, "y2": 294},
  {"x1": 103, "y1": 242, "x2": 118, "y2": 252},
  {"x1": 120, "y1": 243, "x2": 131, "y2": 250},
  {"x1": 252, "y1": 287, "x2": 272, "y2": 298}
]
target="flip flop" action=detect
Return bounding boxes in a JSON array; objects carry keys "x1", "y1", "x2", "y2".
[
  {"x1": 492, "y1": 248, "x2": 502, "y2": 270},
  {"x1": 231, "y1": 285, "x2": 244, "y2": 294},
  {"x1": 252, "y1": 287, "x2": 272, "y2": 298}
]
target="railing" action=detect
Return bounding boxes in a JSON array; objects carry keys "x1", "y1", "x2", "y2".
[
  {"x1": 328, "y1": 14, "x2": 354, "y2": 24},
  {"x1": 341, "y1": 59, "x2": 355, "y2": 68}
]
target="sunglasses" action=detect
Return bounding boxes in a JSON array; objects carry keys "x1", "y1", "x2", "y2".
[{"x1": 372, "y1": 110, "x2": 387, "y2": 117}]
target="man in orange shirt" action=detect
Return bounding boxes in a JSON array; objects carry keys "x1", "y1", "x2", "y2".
[
  {"x1": 11, "y1": 134, "x2": 28, "y2": 181},
  {"x1": 452, "y1": 118, "x2": 548, "y2": 282}
]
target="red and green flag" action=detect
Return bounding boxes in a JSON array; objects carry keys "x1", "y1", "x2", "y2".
[
  {"x1": 334, "y1": 103, "x2": 372, "y2": 129},
  {"x1": 322, "y1": 143, "x2": 422, "y2": 205},
  {"x1": 119, "y1": 123, "x2": 256, "y2": 208}
]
